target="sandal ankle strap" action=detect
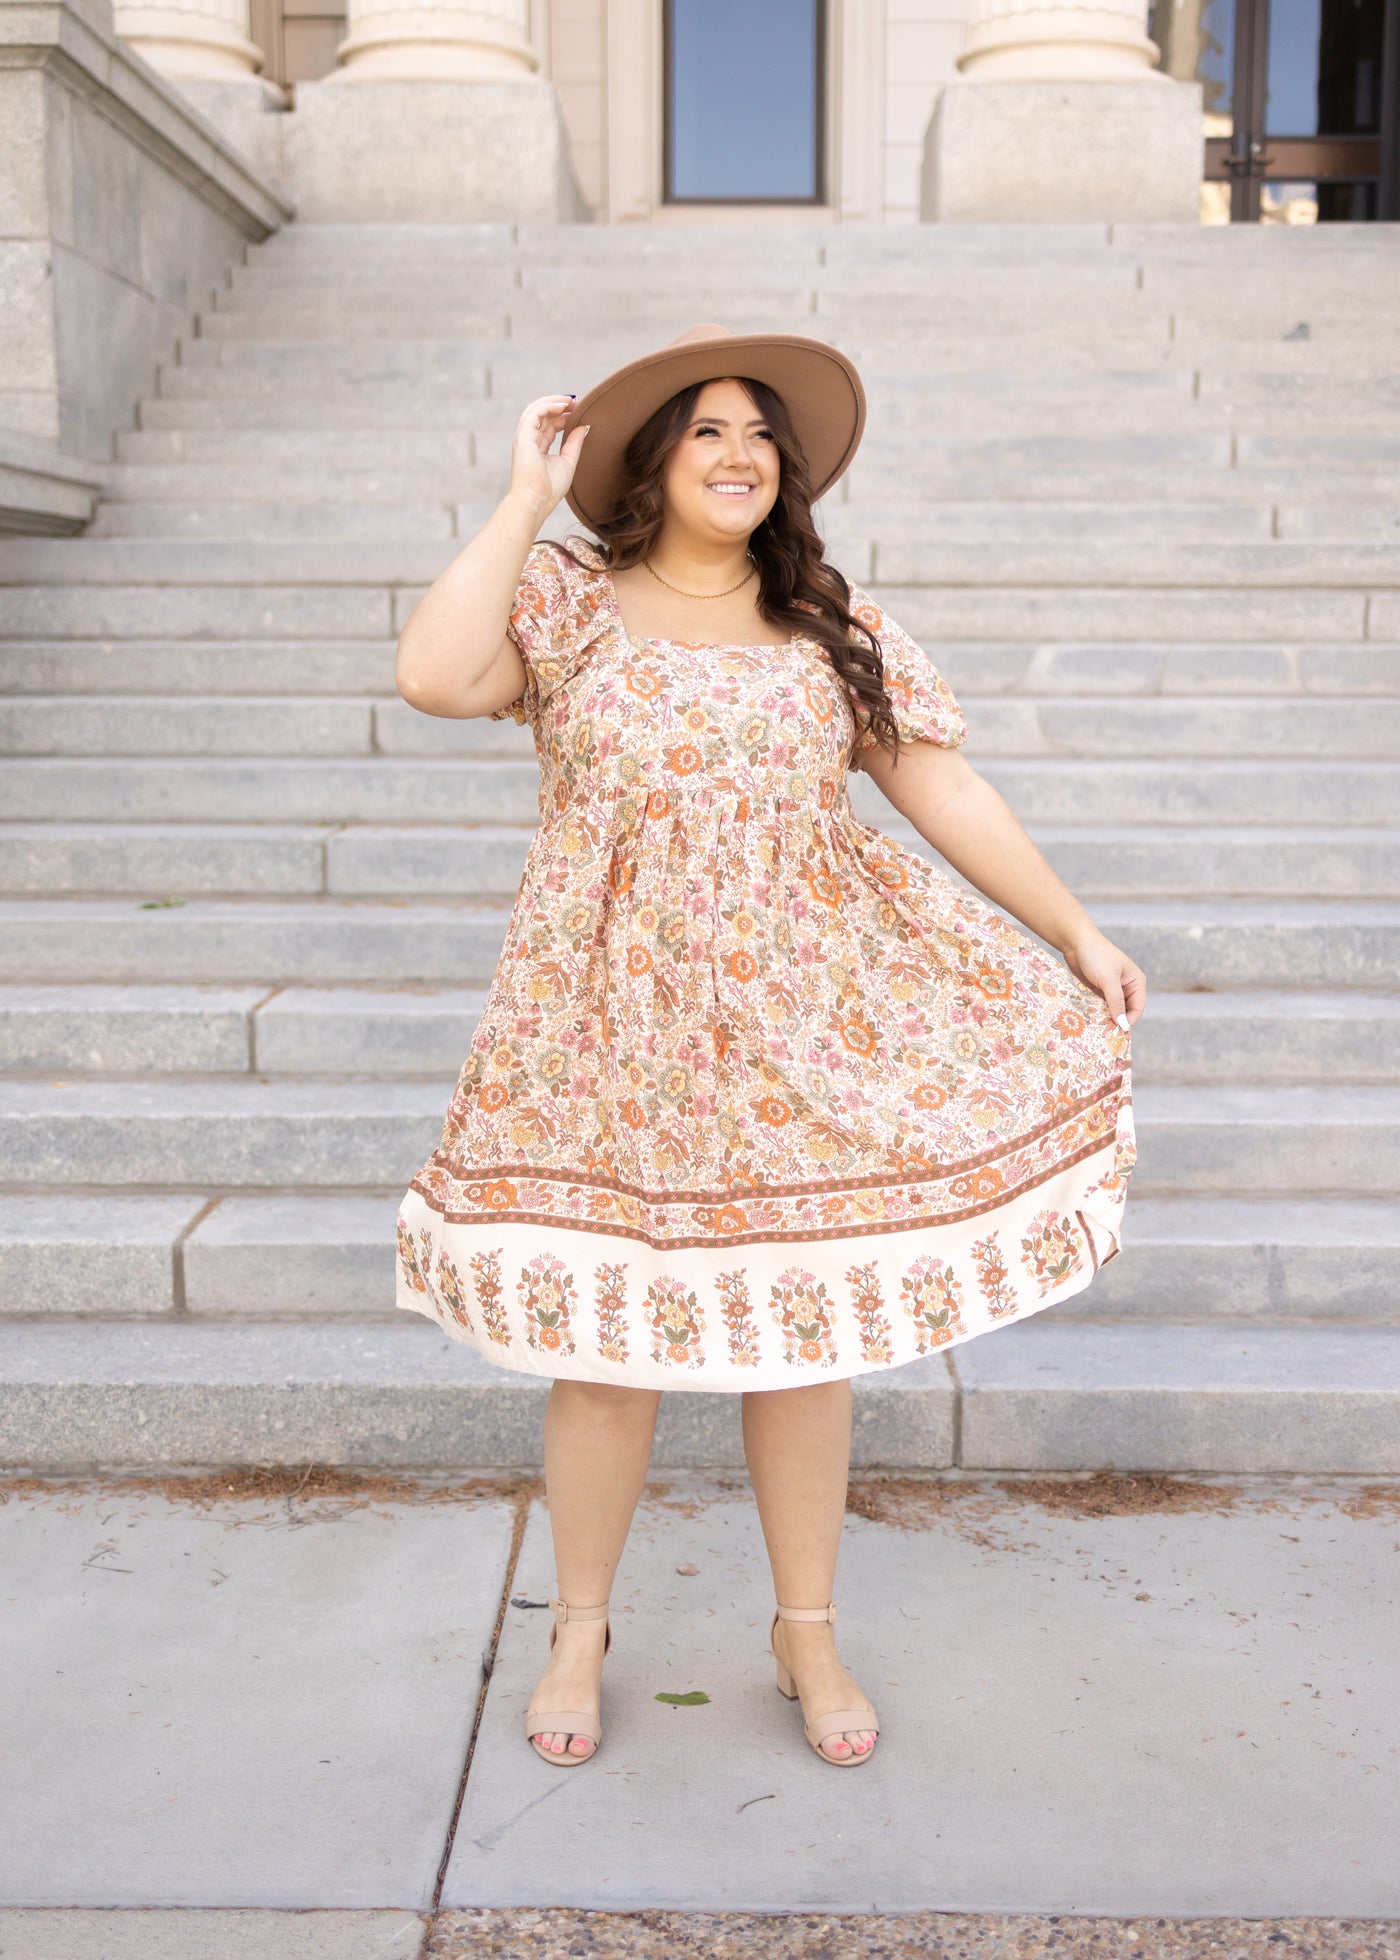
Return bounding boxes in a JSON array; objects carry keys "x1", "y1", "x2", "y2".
[
  {"x1": 551, "y1": 1596, "x2": 611, "y2": 1625},
  {"x1": 774, "y1": 1601, "x2": 836, "y2": 1622}
]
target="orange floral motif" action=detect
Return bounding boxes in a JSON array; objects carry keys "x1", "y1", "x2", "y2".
[
  {"x1": 901, "y1": 1256, "x2": 969, "y2": 1353},
  {"x1": 521, "y1": 1253, "x2": 577, "y2": 1356},
  {"x1": 470, "y1": 1248, "x2": 511, "y2": 1345},
  {"x1": 593, "y1": 1261, "x2": 631, "y2": 1364},
  {"x1": 433, "y1": 1248, "x2": 474, "y2": 1332},
  {"x1": 396, "y1": 1216, "x2": 433, "y2": 1298},
  {"x1": 1019, "y1": 1210, "x2": 1084, "y2": 1296},
  {"x1": 716, "y1": 1269, "x2": 763, "y2": 1366},
  {"x1": 770, "y1": 1268, "x2": 838, "y2": 1367},
  {"x1": 395, "y1": 534, "x2": 1134, "y2": 1387},
  {"x1": 970, "y1": 1232, "x2": 1019, "y2": 1320},
  {"x1": 647, "y1": 1276, "x2": 706, "y2": 1368},
  {"x1": 845, "y1": 1261, "x2": 896, "y2": 1365}
]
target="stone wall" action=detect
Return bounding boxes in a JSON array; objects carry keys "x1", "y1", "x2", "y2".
[{"x1": 0, "y1": 0, "x2": 287, "y2": 529}]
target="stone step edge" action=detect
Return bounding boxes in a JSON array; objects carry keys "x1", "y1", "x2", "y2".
[{"x1": 2, "y1": 1320, "x2": 1397, "y2": 1473}]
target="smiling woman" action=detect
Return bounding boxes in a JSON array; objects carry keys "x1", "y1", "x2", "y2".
[{"x1": 388, "y1": 320, "x2": 1142, "y2": 1776}]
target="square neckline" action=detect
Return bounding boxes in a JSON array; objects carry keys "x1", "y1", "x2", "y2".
[{"x1": 568, "y1": 534, "x2": 804, "y2": 655}]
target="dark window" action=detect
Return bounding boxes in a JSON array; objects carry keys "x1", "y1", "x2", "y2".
[{"x1": 664, "y1": 0, "x2": 825, "y2": 203}]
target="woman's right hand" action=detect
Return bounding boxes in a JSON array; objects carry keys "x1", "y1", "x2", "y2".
[{"x1": 509, "y1": 394, "x2": 590, "y2": 517}]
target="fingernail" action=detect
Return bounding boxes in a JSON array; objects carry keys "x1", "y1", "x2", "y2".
[{"x1": 1115, "y1": 1013, "x2": 1131, "y2": 1032}]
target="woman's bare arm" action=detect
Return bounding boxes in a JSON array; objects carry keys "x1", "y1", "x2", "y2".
[
  {"x1": 857, "y1": 739, "x2": 1147, "y2": 1028},
  {"x1": 395, "y1": 395, "x2": 590, "y2": 720}
]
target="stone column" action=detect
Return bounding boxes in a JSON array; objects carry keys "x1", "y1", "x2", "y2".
[
  {"x1": 956, "y1": 0, "x2": 1162, "y2": 79},
  {"x1": 332, "y1": 0, "x2": 538, "y2": 78},
  {"x1": 112, "y1": 0, "x2": 264, "y2": 80},
  {"x1": 283, "y1": 0, "x2": 586, "y2": 221},
  {"x1": 922, "y1": 0, "x2": 1204, "y2": 221}
]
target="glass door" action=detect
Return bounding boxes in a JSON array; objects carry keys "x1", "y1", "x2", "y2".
[{"x1": 1150, "y1": 0, "x2": 1400, "y2": 218}]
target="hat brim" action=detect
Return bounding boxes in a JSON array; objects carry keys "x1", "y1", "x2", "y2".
[{"x1": 560, "y1": 332, "x2": 866, "y2": 532}]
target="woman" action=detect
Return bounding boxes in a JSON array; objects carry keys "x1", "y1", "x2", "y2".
[{"x1": 394, "y1": 324, "x2": 1143, "y2": 1773}]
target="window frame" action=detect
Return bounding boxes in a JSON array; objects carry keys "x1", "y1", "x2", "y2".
[{"x1": 660, "y1": 0, "x2": 828, "y2": 206}]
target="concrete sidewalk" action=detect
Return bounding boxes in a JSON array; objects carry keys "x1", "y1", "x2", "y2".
[{"x1": 2, "y1": 1466, "x2": 1398, "y2": 1956}]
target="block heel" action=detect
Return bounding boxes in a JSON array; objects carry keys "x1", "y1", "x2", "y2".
[{"x1": 769, "y1": 1599, "x2": 879, "y2": 1766}]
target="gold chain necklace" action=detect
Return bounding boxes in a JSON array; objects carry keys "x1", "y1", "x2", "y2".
[{"x1": 642, "y1": 556, "x2": 757, "y2": 599}]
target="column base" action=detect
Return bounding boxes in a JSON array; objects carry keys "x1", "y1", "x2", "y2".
[
  {"x1": 283, "y1": 77, "x2": 587, "y2": 222},
  {"x1": 922, "y1": 78, "x2": 1203, "y2": 224}
]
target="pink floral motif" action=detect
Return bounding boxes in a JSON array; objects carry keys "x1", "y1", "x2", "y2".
[
  {"x1": 593, "y1": 1261, "x2": 631, "y2": 1364},
  {"x1": 647, "y1": 1277, "x2": 705, "y2": 1368},
  {"x1": 970, "y1": 1232, "x2": 1019, "y2": 1320},
  {"x1": 1019, "y1": 1210, "x2": 1084, "y2": 1296},
  {"x1": 471, "y1": 1249, "x2": 511, "y2": 1345},
  {"x1": 433, "y1": 1248, "x2": 474, "y2": 1332},
  {"x1": 396, "y1": 1215, "x2": 434, "y2": 1299},
  {"x1": 770, "y1": 1268, "x2": 838, "y2": 1367},
  {"x1": 520, "y1": 1253, "x2": 577, "y2": 1357},
  {"x1": 715, "y1": 1269, "x2": 763, "y2": 1367},
  {"x1": 901, "y1": 1256, "x2": 968, "y2": 1352},
  {"x1": 844, "y1": 1261, "x2": 895, "y2": 1365}
]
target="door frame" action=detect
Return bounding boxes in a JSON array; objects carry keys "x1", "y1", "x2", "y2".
[
  {"x1": 604, "y1": 0, "x2": 886, "y2": 222},
  {"x1": 1201, "y1": 0, "x2": 1400, "y2": 217}
]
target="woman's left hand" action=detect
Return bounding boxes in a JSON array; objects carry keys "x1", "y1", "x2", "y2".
[{"x1": 1062, "y1": 929, "x2": 1147, "y2": 1030}]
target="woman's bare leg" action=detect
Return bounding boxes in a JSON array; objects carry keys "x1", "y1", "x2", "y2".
[
  {"x1": 529, "y1": 1379, "x2": 661, "y2": 1757},
  {"x1": 741, "y1": 1378, "x2": 877, "y2": 1761}
]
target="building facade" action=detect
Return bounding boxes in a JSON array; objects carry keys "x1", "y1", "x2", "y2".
[{"x1": 111, "y1": 0, "x2": 1400, "y2": 227}]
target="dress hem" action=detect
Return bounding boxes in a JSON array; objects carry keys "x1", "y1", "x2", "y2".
[{"x1": 394, "y1": 1140, "x2": 1129, "y2": 1393}]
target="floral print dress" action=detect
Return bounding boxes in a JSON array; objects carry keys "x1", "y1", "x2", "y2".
[{"x1": 396, "y1": 533, "x2": 1135, "y2": 1389}]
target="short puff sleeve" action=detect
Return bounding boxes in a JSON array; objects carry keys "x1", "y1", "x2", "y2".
[
  {"x1": 844, "y1": 579, "x2": 968, "y2": 759},
  {"x1": 488, "y1": 537, "x2": 604, "y2": 729}
]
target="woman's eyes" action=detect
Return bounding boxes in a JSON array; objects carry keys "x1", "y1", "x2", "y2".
[{"x1": 694, "y1": 424, "x2": 774, "y2": 439}]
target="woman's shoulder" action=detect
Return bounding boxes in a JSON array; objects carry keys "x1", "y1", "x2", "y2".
[
  {"x1": 509, "y1": 531, "x2": 612, "y2": 664},
  {"x1": 522, "y1": 532, "x2": 608, "y2": 581}
]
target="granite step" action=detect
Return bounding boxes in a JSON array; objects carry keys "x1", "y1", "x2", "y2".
[
  {"x1": 3, "y1": 1191, "x2": 1395, "y2": 1326},
  {"x1": 90, "y1": 459, "x2": 1400, "y2": 510},
  {"x1": 170, "y1": 329, "x2": 1400, "y2": 382},
  {"x1": 130, "y1": 391, "x2": 1400, "y2": 439},
  {"x1": 1, "y1": 894, "x2": 1394, "y2": 989},
  {"x1": 2, "y1": 640, "x2": 1394, "y2": 700},
  {"x1": 2, "y1": 983, "x2": 1392, "y2": 1084},
  {"x1": 3, "y1": 756, "x2": 1394, "y2": 827},
  {"x1": 9, "y1": 818, "x2": 1390, "y2": 901},
  {"x1": 6, "y1": 692, "x2": 1398, "y2": 760},
  {"x1": 82, "y1": 494, "x2": 1400, "y2": 546},
  {"x1": 6, "y1": 533, "x2": 1399, "y2": 592},
  {"x1": 0, "y1": 1316, "x2": 1395, "y2": 1472},
  {"x1": 0, "y1": 1077, "x2": 1392, "y2": 1196}
]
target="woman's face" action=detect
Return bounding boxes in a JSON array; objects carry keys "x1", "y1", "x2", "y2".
[{"x1": 658, "y1": 376, "x2": 781, "y2": 546}]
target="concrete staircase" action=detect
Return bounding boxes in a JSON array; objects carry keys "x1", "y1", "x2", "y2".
[{"x1": 2, "y1": 219, "x2": 1398, "y2": 1473}]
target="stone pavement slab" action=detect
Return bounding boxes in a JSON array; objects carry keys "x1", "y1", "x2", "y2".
[
  {"x1": 448, "y1": 1474, "x2": 1400, "y2": 1917},
  {"x1": 0, "y1": 1908, "x2": 426, "y2": 1959},
  {"x1": 0, "y1": 1476, "x2": 515, "y2": 1909}
]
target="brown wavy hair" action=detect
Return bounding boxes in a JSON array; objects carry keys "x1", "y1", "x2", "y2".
[{"x1": 554, "y1": 375, "x2": 900, "y2": 760}]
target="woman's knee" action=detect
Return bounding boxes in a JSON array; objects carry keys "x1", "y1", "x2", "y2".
[{"x1": 553, "y1": 1378, "x2": 662, "y2": 1422}]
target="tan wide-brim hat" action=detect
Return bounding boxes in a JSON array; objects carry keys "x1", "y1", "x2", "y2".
[{"x1": 560, "y1": 322, "x2": 866, "y2": 532}]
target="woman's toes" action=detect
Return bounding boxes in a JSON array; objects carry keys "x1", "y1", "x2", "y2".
[
  {"x1": 568, "y1": 1735, "x2": 594, "y2": 1757},
  {"x1": 821, "y1": 1736, "x2": 854, "y2": 1759}
]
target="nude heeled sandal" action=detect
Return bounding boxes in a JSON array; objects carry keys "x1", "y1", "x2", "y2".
[
  {"x1": 770, "y1": 1600, "x2": 880, "y2": 1766},
  {"x1": 524, "y1": 1596, "x2": 612, "y2": 1766}
]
